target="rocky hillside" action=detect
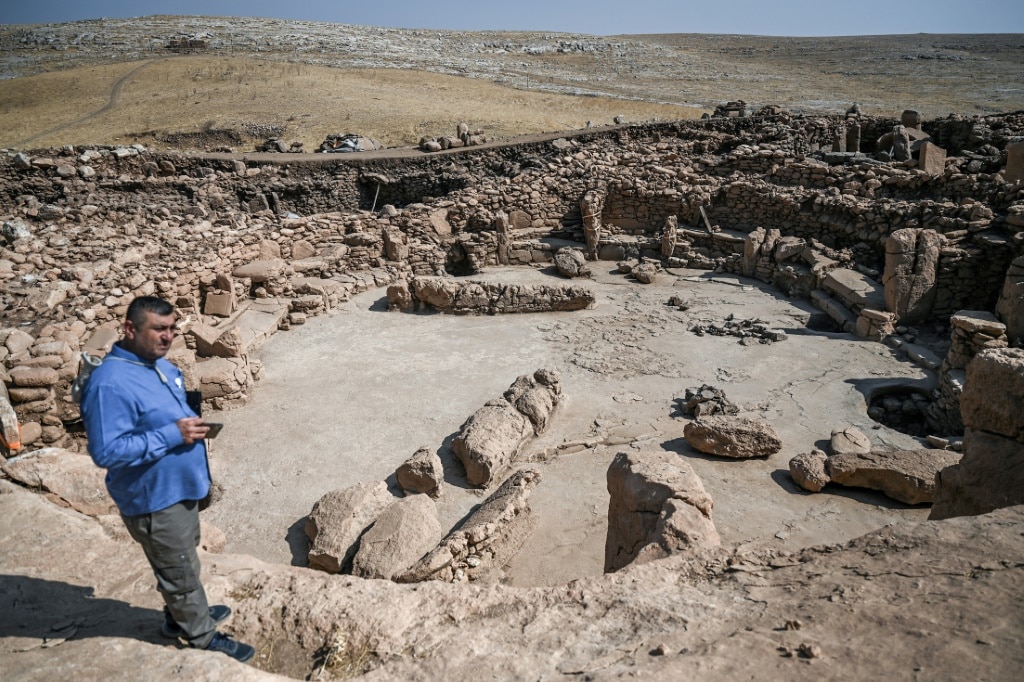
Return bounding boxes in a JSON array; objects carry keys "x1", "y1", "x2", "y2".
[{"x1": 2, "y1": 16, "x2": 1023, "y2": 117}]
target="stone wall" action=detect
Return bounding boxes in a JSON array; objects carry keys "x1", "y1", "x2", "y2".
[{"x1": 3, "y1": 109, "x2": 1024, "y2": 452}]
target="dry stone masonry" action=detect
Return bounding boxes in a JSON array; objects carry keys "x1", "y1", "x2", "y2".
[{"x1": 1, "y1": 109, "x2": 1023, "y2": 506}]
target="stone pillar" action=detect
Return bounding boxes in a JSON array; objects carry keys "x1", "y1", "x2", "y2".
[
  {"x1": 580, "y1": 190, "x2": 605, "y2": 260},
  {"x1": 995, "y1": 255, "x2": 1024, "y2": 345},
  {"x1": 661, "y1": 215, "x2": 678, "y2": 258},
  {"x1": 845, "y1": 123, "x2": 861, "y2": 153},
  {"x1": 918, "y1": 141, "x2": 946, "y2": 175},
  {"x1": 883, "y1": 228, "x2": 943, "y2": 323},
  {"x1": 892, "y1": 125, "x2": 912, "y2": 161},
  {"x1": 832, "y1": 126, "x2": 846, "y2": 152},
  {"x1": 901, "y1": 109, "x2": 923, "y2": 130},
  {"x1": 1005, "y1": 140, "x2": 1024, "y2": 184},
  {"x1": 493, "y1": 211, "x2": 511, "y2": 266}
]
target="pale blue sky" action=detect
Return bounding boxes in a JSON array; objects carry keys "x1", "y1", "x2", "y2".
[{"x1": 2, "y1": 0, "x2": 1022, "y2": 36}]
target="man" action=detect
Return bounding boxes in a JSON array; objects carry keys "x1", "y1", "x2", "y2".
[{"x1": 81, "y1": 296, "x2": 255, "y2": 663}]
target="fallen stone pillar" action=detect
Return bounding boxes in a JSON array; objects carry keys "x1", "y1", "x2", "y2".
[
  {"x1": 397, "y1": 469, "x2": 541, "y2": 583},
  {"x1": 407, "y1": 276, "x2": 595, "y2": 315},
  {"x1": 452, "y1": 369, "x2": 561, "y2": 487}
]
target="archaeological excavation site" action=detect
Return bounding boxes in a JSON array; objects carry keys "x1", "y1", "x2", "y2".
[{"x1": 3, "y1": 103, "x2": 1024, "y2": 679}]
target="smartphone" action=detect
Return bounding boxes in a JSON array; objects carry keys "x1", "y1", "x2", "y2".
[{"x1": 204, "y1": 423, "x2": 224, "y2": 439}]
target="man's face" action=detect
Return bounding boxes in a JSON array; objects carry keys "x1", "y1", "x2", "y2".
[{"x1": 124, "y1": 311, "x2": 176, "y2": 362}]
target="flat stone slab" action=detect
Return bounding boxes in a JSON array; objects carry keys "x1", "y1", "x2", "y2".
[{"x1": 823, "y1": 268, "x2": 886, "y2": 311}]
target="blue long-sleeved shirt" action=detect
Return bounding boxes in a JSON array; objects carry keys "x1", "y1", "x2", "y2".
[{"x1": 81, "y1": 343, "x2": 209, "y2": 516}]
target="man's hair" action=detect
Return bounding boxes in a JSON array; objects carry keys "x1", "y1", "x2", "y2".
[{"x1": 125, "y1": 296, "x2": 174, "y2": 327}]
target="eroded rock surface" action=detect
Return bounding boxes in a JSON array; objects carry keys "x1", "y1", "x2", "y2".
[{"x1": 605, "y1": 449, "x2": 719, "y2": 572}]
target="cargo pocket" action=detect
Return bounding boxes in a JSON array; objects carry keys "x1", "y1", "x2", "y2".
[{"x1": 153, "y1": 553, "x2": 201, "y2": 596}]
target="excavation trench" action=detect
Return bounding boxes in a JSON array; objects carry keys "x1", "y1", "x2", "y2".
[{"x1": 203, "y1": 266, "x2": 932, "y2": 587}]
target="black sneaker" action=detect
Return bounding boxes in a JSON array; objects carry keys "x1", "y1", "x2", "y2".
[
  {"x1": 202, "y1": 632, "x2": 256, "y2": 664},
  {"x1": 161, "y1": 604, "x2": 232, "y2": 639}
]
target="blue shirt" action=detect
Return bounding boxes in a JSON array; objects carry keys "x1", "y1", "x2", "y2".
[{"x1": 81, "y1": 343, "x2": 210, "y2": 516}]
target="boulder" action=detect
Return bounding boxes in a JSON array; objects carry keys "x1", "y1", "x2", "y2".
[
  {"x1": 305, "y1": 481, "x2": 395, "y2": 573},
  {"x1": 396, "y1": 446, "x2": 444, "y2": 498},
  {"x1": 386, "y1": 281, "x2": 413, "y2": 311},
  {"x1": 830, "y1": 426, "x2": 872, "y2": 455},
  {"x1": 683, "y1": 416, "x2": 782, "y2": 459},
  {"x1": 554, "y1": 248, "x2": 590, "y2": 278},
  {"x1": 930, "y1": 428, "x2": 1024, "y2": 519},
  {"x1": 789, "y1": 449, "x2": 830, "y2": 492},
  {"x1": 1, "y1": 448, "x2": 116, "y2": 516},
  {"x1": 351, "y1": 494, "x2": 443, "y2": 580},
  {"x1": 826, "y1": 449, "x2": 961, "y2": 505},
  {"x1": 605, "y1": 450, "x2": 719, "y2": 572},
  {"x1": 632, "y1": 262, "x2": 659, "y2": 284}
]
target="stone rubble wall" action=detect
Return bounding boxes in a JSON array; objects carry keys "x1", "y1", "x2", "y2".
[{"x1": 2, "y1": 110, "x2": 1024, "y2": 452}]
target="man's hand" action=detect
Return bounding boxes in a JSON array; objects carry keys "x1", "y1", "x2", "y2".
[{"x1": 177, "y1": 417, "x2": 210, "y2": 445}]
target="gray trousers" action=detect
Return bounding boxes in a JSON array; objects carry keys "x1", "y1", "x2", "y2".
[{"x1": 122, "y1": 499, "x2": 216, "y2": 647}]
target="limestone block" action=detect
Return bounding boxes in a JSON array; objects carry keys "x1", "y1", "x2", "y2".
[
  {"x1": 258, "y1": 240, "x2": 281, "y2": 260},
  {"x1": 930, "y1": 428, "x2": 1024, "y2": 519},
  {"x1": 960, "y1": 348, "x2": 1024, "y2": 441},
  {"x1": 632, "y1": 262, "x2": 659, "y2": 284},
  {"x1": 189, "y1": 323, "x2": 244, "y2": 359},
  {"x1": 204, "y1": 291, "x2": 235, "y2": 317},
  {"x1": 789, "y1": 449, "x2": 830, "y2": 492},
  {"x1": 918, "y1": 141, "x2": 946, "y2": 175},
  {"x1": 823, "y1": 267, "x2": 886, "y2": 312},
  {"x1": 1, "y1": 448, "x2": 116, "y2": 516},
  {"x1": 1005, "y1": 140, "x2": 1024, "y2": 184},
  {"x1": 9, "y1": 366, "x2": 60, "y2": 387},
  {"x1": 351, "y1": 494, "x2": 443, "y2": 580},
  {"x1": 195, "y1": 356, "x2": 250, "y2": 399},
  {"x1": 830, "y1": 426, "x2": 872, "y2": 455},
  {"x1": 5, "y1": 329, "x2": 35, "y2": 355},
  {"x1": 826, "y1": 449, "x2": 960, "y2": 505},
  {"x1": 684, "y1": 415, "x2": 782, "y2": 459},
  {"x1": 292, "y1": 239, "x2": 316, "y2": 260},
  {"x1": 396, "y1": 446, "x2": 444, "y2": 498},
  {"x1": 306, "y1": 481, "x2": 395, "y2": 573},
  {"x1": 605, "y1": 450, "x2": 719, "y2": 573},
  {"x1": 232, "y1": 259, "x2": 288, "y2": 283},
  {"x1": 995, "y1": 256, "x2": 1024, "y2": 344},
  {"x1": 387, "y1": 281, "x2": 413, "y2": 311}
]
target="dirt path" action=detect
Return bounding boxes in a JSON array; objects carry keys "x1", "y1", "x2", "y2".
[
  {"x1": 13, "y1": 59, "x2": 166, "y2": 148},
  {"x1": 203, "y1": 266, "x2": 931, "y2": 587}
]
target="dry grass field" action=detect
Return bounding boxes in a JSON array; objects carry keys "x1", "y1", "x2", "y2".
[
  {"x1": 0, "y1": 56, "x2": 703, "y2": 151},
  {"x1": 0, "y1": 17, "x2": 1021, "y2": 152}
]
